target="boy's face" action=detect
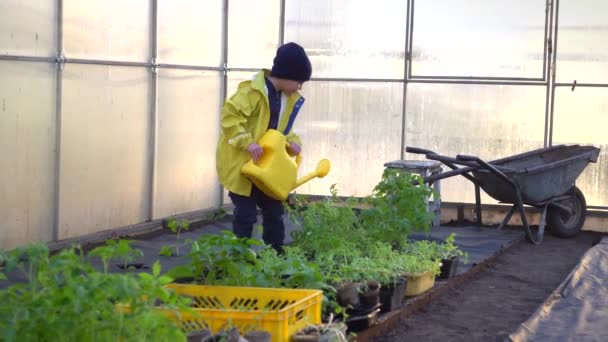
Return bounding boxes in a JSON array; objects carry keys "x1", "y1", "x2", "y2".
[{"x1": 278, "y1": 79, "x2": 303, "y2": 95}]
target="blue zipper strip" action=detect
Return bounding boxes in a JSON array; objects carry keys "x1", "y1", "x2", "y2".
[{"x1": 284, "y1": 96, "x2": 305, "y2": 135}]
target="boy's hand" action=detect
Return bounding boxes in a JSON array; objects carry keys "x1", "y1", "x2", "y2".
[
  {"x1": 247, "y1": 143, "x2": 263, "y2": 162},
  {"x1": 288, "y1": 142, "x2": 301, "y2": 155}
]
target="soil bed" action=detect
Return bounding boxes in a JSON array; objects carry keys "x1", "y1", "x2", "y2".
[{"x1": 370, "y1": 231, "x2": 601, "y2": 341}]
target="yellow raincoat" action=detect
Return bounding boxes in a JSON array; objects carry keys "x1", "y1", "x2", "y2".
[{"x1": 216, "y1": 69, "x2": 304, "y2": 197}]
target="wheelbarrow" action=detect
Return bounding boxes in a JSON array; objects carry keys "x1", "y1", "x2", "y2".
[{"x1": 405, "y1": 144, "x2": 601, "y2": 244}]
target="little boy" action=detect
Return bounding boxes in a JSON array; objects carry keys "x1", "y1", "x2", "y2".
[{"x1": 216, "y1": 42, "x2": 312, "y2": 252}]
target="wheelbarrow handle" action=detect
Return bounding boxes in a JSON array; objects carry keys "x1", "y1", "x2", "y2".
[
  {"x1": 456, "y1": 155, "x2": 514, "y2": 187},
  {"x1": 405, "y1": 146, "x2": 435, "y2": 155},
  {"x1": 455, "y1": 154, "x2": 478, "y2": 162}
]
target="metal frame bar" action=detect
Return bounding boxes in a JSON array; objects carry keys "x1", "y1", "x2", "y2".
[
  {"x1": 543, "y1": 0, "x2": 555, "y2": 147},
  {"x1": 228, "y1": 67, "x2": 263, "y2": 72},
  {"x1": 218, "y1": 0, "x2": 230, "y2": 207},
  {"x1": 408, "y1": 79, "x2": 547, "y2": 86},
  {"x1": 309, "y1": 77, "x2": 404, "y2": 83},
  {"x1": 407, "y1": 0, "x2": 549, "y2": 82},
  {"x1": 157, "y1": 64, "x2": 224, "y2": 71},
  {"x1": 555, "y1": 83, "x2": 608, "y2": 88},
  {"x1": 148, "y1": 0, "x2": 159, "y2": 221},
  {"x1": 407, "y1": 0, "x2": 414, "y2": 80},
  {"x1": 400, "y1": 0, "x2": 412, "y2": 160},
  {"x1": 548, "y1": 0, "x2": 560, "y2": 147},
  {"x1": 0, "y1": 55, "x2": 56, "y2": 63},
  {"x1": 410, "y1": 75, "x2": 545, "y2": 82},
  {"x1": 63, "y1": 58, "x2": 152, "y2": 67},
  {"x1": 279, "y1": 0, "x2": 286, "y2": 46},
  {"x1": 541, "y1": 0, "x2": 551, "y2": 81},
  {"x1": 52, "y1": 0, "x2": 64, "y2": 242}
]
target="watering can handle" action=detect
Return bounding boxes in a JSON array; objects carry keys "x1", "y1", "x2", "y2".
[{"x1": 285, "y1": 141, "x2": 302, "y2": 166}]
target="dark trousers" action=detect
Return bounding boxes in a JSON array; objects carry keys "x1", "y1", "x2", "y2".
[{"x1": 229, "y1": 186, "x2": 285, "y2": 252}]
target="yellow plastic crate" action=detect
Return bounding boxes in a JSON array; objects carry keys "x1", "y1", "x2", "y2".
[
  {"x1": 164, "y1": 284, "x2": 322, "y2": 342},
  {"x1": 405, "y1": 271, "x2": 435, "y2": 296}
]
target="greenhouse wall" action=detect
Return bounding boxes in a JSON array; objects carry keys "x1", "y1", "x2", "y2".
[{"x1": 1, "y1": 0, "x2": 606, "y2": 249}]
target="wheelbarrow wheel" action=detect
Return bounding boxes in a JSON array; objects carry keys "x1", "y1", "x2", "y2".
[{"x1": 547, "y1": 186, "x2": 587, "y2": 238}]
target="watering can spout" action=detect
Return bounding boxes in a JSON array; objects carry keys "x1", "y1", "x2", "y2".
[{"x1": 294, "y1": 159, "x2": 331, "y2": 188}]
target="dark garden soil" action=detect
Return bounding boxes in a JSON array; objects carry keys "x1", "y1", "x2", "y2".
[{"x1": 370, "y1": 231, "x2": 603, "y2": 342}]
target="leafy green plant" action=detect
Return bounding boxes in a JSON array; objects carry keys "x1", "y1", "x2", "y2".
[
  {"x1": 89, "y1": 239, "x2": 144, "y2": 272},
  {"x1": 160, "y1": 218, "x2": 191, "y2": 257},
  {"x1": 210, "y1": 208, "x2": 227, "y2": 220},
  {"x1": 287, "y1": 186, "x2": 366, "y2": 267},
  {"x1": 360, "y1": 169, "x2": 435, "y2": 244},
  {"x1": 252, "y1": 246, "x2": 328, "y2": 290},
  {"x1": 436, "y1": 233, "x2": 469, "y2": 263},
  {"x1": 0, "y1": 244, "x2": 192, "y2": 342},
  {"x1": 164, "y1": 231, "x2": 262, "y2": 284}
]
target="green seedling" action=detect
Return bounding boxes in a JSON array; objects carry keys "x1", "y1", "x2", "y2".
[{"x1": 160, "y1": 218, "x2": 190, "y2": 257}]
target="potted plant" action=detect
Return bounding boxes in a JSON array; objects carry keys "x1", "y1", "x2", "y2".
[
  {"x1": 435, "y1": 233, "x2": 469, "y2": 279},
  {"x1": 293, "y1": 314, "x2": 348, "y2": 342},
  {"x1": 360, "y1": 169, "x2": 435, "y2": 246}
]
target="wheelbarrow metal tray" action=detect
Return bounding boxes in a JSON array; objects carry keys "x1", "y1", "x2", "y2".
[{"x1": 472, "y1": 145, "x2": 600, "y2": 204}]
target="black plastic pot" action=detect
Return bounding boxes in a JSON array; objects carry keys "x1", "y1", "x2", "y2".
[
  {"x1": 358, "y1": 280, "x2": 380, "y2": 307},
  {"x1": 379, "y1": 276, "x2": 407, "y2": 312},
  {"x1": 345, "y1": 305, "x2": 381, "y2": 332},
  {"x1": 335, "y1": 282, "x2": 360, "y2": 308},
  {"x1": 438, "y1": 256, "x2": 460, "y2": 279}
]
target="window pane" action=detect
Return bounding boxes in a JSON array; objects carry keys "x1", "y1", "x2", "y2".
[
  {"x1": 552, "y1": 87, "x2": 608, "y2": 206},
  {"x1": 227, "y1": 71, "x2": 257, "y2": 97},
  {"x1": 155, "y1": 69, "x2": 221, "y2": 218},
  {"x1": 229, "y1": 0, "x2": 279, "y2": 68},
  {"x1": 405, "y1": 84, "x2": 546, "y2": 203},
  {"x1": 0, "y1": 61, "x2": 56, "y2": 249},
  {"x1": 0, "y1": 0, "x2": 57, "y2": 57},
  {"x1": 285, "y1": 0, "x2": 406, "y2": 79},
  {"x1": 412, "y1": 0, "x2": 546, "y2": 78},
  {"x1": 60, "y1": 64, "x2": 151, "y2": 238},
  {"x1": 63, "y1": 0, "x2": 150, "y2": 62},
  {"x1": 296, "y1": 81, "x2": 404, "y2": 196},
  {"x1": 158, "y1": 0, "x2": 222, "y2": 66},
  {"x1": 556, "y1": 0, "x2": 608, "y2": 84}
]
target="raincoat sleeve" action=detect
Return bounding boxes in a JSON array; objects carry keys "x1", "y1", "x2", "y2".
[{"x1": 221, "y1": 92, "x2": 256, "y2": 150}]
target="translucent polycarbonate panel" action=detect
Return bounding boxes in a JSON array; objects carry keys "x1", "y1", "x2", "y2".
[
  {"x1": 158, "y1": 0, "x2": 222, "y2": 66},
  {"x1": 295, "y1": 82, "x2": 404, "y2": 197},
  {"x1": 556, "y1": 1, "x2": 608, "y2": 84},
  {"x1": 63, "y1": 0, "x2": 150, "y2": 62},
  {"x1": 228, "y1": 0, "x2": 279, "y2": 68},
  {"x1": 227, "y1": 71, "x2": 258, "y2": 98},
  {"x1": 552, "y1": 88, "x2": 608, "y2": 206},
  {"x1": 284, "y1": 0, "x2": 406, "y2": 79},
  {"x1": 0, "y1": 0, "x2": 57, "y2": 57},
  {"x1": 59, "y1": 64, "x2": 151, "y2": 239},
  {"x1": 405, "y1": 84, "x2": 546, "y2": 203},
  {"x1": 0, "y1": 61, "x2": 56, "y2": 249},
  {"x1": 411, "y1": 0, "x2": 546, "y2": 78},
  {"x1": 155, "y1": 69, "x2": 222, "y2": 218}
]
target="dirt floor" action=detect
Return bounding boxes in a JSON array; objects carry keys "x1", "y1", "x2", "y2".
[{"x1": 371, "y1": 231, "x2": 603, "y2": 342}]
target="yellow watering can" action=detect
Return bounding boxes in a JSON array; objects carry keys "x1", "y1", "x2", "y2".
[{"x1": 241, "y1": 129, "x2": 331, "y2": 201}]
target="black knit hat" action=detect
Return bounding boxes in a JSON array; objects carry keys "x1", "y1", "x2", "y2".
[{"x1": 270, "y1": 42, "x2": 312, "y2": 82}]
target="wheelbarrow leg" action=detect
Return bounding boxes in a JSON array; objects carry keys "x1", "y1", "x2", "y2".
[
  {"x1": 515, "y1": 189, "x2": 543, "y2": 245},
  {"x1": 455, "y1": 153, "x2": 544, "y2": 244},
  {"x1": 475, "y1": 184, "x2": 483, "y2": 226},
  {"x1": 497, "y1": 205, "x2": 517, "y2": 231},
  {"x1": 538, "y1": 204, "x2": 549, "y2": 240}
]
